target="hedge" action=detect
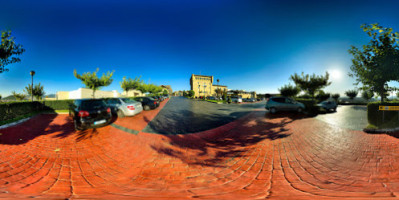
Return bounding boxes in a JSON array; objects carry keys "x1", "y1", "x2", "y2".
[
  {"x1": 0, "y1": 102, "x2": 42, "y2": 121},
  {"x1": 0, "y1": 100, "x2": 73, "y2": 122},
  {"x1": 295, "y1": 98, "x2": 319, "y2": 115},
  {"x1": 41, "y1": 100, "x2": 73, "y2": 110},
  {"x1": 367, "y1": 101, "x2": 399, "y2": 128}
]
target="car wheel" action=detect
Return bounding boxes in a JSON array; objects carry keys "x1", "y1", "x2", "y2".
[
  {"x1": 297, "y1": 107, "x2": 303, "y2": 113},
  {"x1": 333, "y1": 107, "x2": 337, "y2": 112},
  {"x1": 74, "y1": 119, "x2": 83, "y2": 131},
  {"x1": 144, "y1": 105, "x2": 150, "y2": 111},
  {"x1": 270, "y1": 107, "x2": 277, "y2": 114},
  {"x1": 117, "y1": 110, "x2": 125, "y2": 118}
]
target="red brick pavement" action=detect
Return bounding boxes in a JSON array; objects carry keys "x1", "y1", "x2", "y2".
[{"x1": 1, "y1": 101, "x2": 399, "y2": 199}]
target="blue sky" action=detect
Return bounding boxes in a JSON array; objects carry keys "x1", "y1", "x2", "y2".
[{"x1": 1, "y1": 0, "x2": 399, "y2": 97}]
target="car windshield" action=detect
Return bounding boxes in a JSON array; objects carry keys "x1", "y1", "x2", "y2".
[
  {"x1": 81, "y1": 100, "x2": 106, "y2": 109},
  {"x1": 121, "y1": 98, "x2": 138, "y2": 103}
]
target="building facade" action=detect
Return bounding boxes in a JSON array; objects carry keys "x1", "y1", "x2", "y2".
[{"x1": 189, "y1": 74, "x2": 228, "y2": 98}]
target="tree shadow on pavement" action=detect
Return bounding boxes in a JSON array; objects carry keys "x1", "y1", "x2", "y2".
[
  {"x1": 0, "y1": 114, "x2": 58, "y2": 145},
  {"x1": 143, "y1": 110, "x2": 252, "y2": 135},
  {"x1": 150, "y1": 110, "x2": 300, "y2": 167}
]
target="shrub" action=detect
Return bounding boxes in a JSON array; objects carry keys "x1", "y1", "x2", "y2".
[
  {"x1": 0, "y1": 100, "x2": 73, "y2": 122},
  {"x1": 42, "y1": 100, "x2": 73, "y2": 110},
  {"x1": 367, "y1": 101, "x2": 399, "y2": 128},
  {"x1": 295, "y1": 98, "x2": 318, "y2": 115},
  {"x1": 0, "y1": 102, "x2": 42, "y2": 121},
  {"x1": 278, "y1": 84, "x2": 300, "y2": 97},
  {"x1": 345, "y1": 89, "x2": 358, "y2": 100}
]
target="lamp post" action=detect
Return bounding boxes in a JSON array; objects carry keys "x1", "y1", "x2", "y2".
[{"x1": 30, "y1": 70, "x2": 35, "y2": 101}]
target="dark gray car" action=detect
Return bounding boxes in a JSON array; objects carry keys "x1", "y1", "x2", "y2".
[{"x1": 265, "y1": 96, "x2": 305, "y2": 114}]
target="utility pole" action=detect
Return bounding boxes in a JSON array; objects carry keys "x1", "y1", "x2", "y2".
[{"x1": 30, "y1": 70, "x2": 35, "y2": 101}]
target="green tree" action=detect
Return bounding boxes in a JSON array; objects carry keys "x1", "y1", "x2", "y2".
[
  {"x1": 316, "y1": 90, "x2": 331, "y2": 102},
  {"x1": 361, "y1": 90, "x2": 374, "y2": 101},
  {"x1": 11, "y1": 91, "x2": 26, "y2": 101},
  {"x1": 145, "y1": 83, "x2": 162, "y2": 94},
  {"x1": 332, "y1": 93, "x2": 340, "y2": 102},
  {"x1": 74, "y1": 68, "x2": 114, "y2": 98},
  {"x1": 188, "y1": 90, "x2": 195, "y2": 98},
  {"x1": 120, "y1": 76, "x2": 143, "y2": 93},
  {"x1": 0, "y1": 94, "x2": 2, "y2": 101},
  {"x1": 278, "y1": 84, "x2": 300, "y2": 97},
  {"x1": 0, "y1": 30, "x2": 25, "y2": 73},
  {"x1": 222, "y1": 89, "x2": 227, "y2": 100},
  {"x1": 162, "y1": 89, "x2": 169, "y2": 95},
  {"x1": 215, "y1": 88, "x2": 223, "y2": 98},
  {"x1": 290, "y1": 72, "x2": 331, "y2": 99},
  {"x1": 345, "y1": 89, "x2": 358, "y2": 100},
  {"x1": 348, "y1": 23, "x2": 399, "y2": 103},
  {"x1": 24, "y1": 83, "x2": 45, "y2": 100}
]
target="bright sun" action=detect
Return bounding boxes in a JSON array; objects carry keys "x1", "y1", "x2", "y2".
[{"x1": 329, "y1": 69, "x2": 342, "y2": 80}]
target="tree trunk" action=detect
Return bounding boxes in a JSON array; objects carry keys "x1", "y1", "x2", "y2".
[
  {"x1": 381, "y1": 89, "x2": 385, "y2": 103},
  {"x1": 93, "y1": 90, "x2": 95, "y2": 99}
]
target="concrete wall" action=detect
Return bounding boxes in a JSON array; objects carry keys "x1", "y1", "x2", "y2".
[
  {"x1": 56, "y1": 91, "x2": 69, "y2": 100},
  {"x1": 56, "y1": 88, "x2": 123, "y2": 100},
  {"x1": 121, "y1": 90, "x2": 143, "y2": 97}
]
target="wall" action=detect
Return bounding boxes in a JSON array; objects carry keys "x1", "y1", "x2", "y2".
[
  {"x1": 190, "y1": 74, "x2": 214, "y2": 97},
  {"x1": 56, "y1": 88, "x2": 122, "y2": 100},
  {"x1": 122, "y1": 90, "x2": 143, "y2": 97},
  {"x1": 56, "y1": 91, "x2": 69, "y2": 100}
]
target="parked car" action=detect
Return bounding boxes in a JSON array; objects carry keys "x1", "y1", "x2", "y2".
[
  {"x1": 317, "y1": 100, "x2": 337, "y2": 112},
  {"x1": 265, "y1": 96, "x2": 305, "y2": 114},
  {"x1": 207, "y1": 96, "x2": 217, "y2": 100},
  {"x1": 103, "y1": 98, "x2": 143, "y2": 118},
  {"x1": 243, "y1": 98, "x2": 256, "y2": 102},
  {"x1": 231, "y1": 97, "x2": 242, "y2": 103},
  {"x1": 133, "y1": 97, "x2": 159, "y2": 110},
  {"x1": 69, "y1": 99, "x2": 112, "y2": 130}
]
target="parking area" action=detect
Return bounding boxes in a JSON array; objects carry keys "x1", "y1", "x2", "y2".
[{"x1": 1, "y1": 98, "x2": 399, "y2": 199}]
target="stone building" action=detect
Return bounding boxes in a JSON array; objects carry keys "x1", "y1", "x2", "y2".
[{"x1": 189, "y1": 74, "x2": 228, "y2": 98}]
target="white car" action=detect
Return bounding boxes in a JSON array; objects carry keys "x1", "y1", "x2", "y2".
[
  {"x1": 317, "y1": 100, "x2": 337, "y2": 112},
  {"x1": 231, "y1": 97, "x2": 242, "y2": 103}
]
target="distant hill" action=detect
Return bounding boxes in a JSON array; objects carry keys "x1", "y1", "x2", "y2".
[{"x1": 2, "y1": 95, "x2": 16, "y2": 101}]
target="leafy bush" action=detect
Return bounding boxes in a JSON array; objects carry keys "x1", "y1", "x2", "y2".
[
  {"x1": 42, "y1": 100, "x2": 73, "y2": 110},
  {"x1": 0, "y1": 102, "x2": 42, "y2": 121},
  {"x1": 278, "y1": 84, "x2": 300, "y2": 97},
  {"x1": 0, "y1": 100, "x2": 73, "y2": 122},
  {"x1": 367, "y1": 101, "x2": 399, "y2": 128},
  {"x1": 316, "y1": 91, "x2": 331, "y2": 102},
  {"x1": 295, "y1": 98, "x2": 318, "y2": 115},
  {"x1": 345, "y1": 89, "x2": 358, "y2": 100}
]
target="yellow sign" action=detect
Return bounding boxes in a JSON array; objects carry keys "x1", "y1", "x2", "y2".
[{"x1": 379, "y1": 106, "x2": 399, "y2": 111}]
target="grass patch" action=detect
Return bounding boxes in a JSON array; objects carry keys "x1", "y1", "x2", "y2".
[
  {"x1": 0, "y1": 112, "x2": 38, "y2": 126},
  {"x1": 205, "y1": 100, "x2": 226, "y2": 103},
  {"x1": 0, "y1": 110, "x2": 69, "y2": 126}
]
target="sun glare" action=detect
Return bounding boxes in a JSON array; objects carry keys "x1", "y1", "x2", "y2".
[{"x1": 329, "y1": 69, "x2": 342, "y2": 80}]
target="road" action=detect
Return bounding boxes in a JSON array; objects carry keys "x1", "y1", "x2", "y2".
[{"x1": 142, "y1": 96, "x2": 265, "y2": 134}]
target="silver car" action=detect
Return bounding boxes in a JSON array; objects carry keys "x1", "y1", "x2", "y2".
[
  {"x1": 265, "y1": 96, "x2": 305, "y2": 114},
  {"x1": 104, "y1": 98, "x2": 143, "y2": 118},
  {"x1": 317, "y1": 100, "x2": 337, "y2": 112}
]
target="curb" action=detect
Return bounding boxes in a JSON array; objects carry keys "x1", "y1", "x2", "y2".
[
  {"x1": 0, "y1": 116, "x2": 34, "y2": 130},
  {"x1": 363, "y1": 127, "x2": 399, "y2": 133}
]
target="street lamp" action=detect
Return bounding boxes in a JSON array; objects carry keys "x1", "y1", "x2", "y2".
[{"x1": 30, "y1": 70, "x2": 35, "y2": 101}]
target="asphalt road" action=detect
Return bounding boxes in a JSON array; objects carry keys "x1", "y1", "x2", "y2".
[
  {"x1": 142, "y1": 97, "x2": 265, "y2": 134},
  {"x1": 315, "y1": 105, "x2": 368, "y2": 130}
]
